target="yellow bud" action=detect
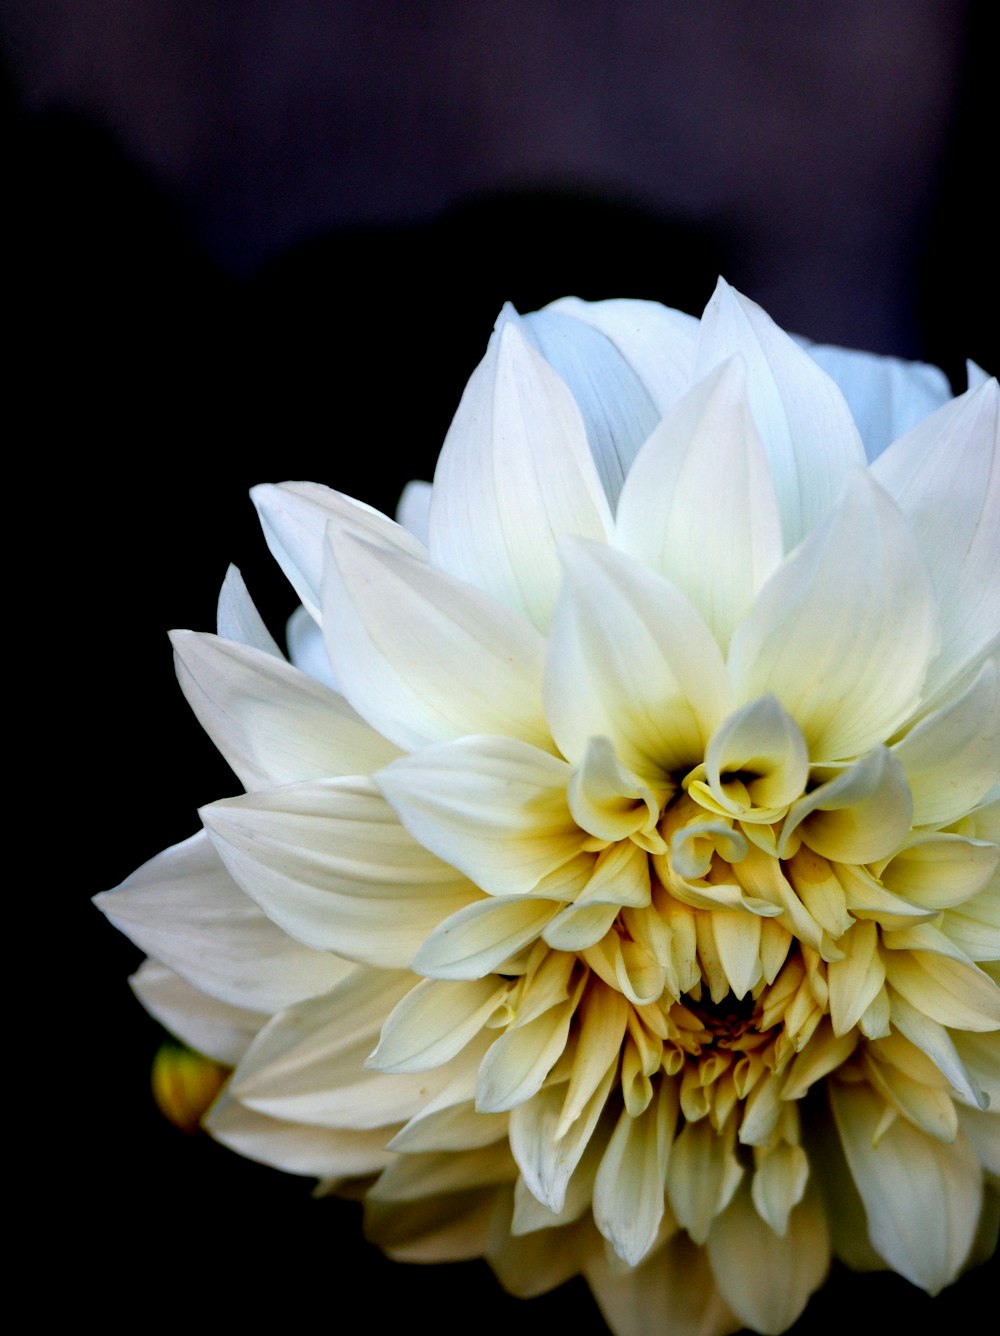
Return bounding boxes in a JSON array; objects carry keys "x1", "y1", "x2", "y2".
[{"x1": 151, "y1": 1043, "x2": 229, "y2": 1135}]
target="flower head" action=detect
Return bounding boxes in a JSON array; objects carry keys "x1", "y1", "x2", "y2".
[{"x1": 98, "y1": 280, "x2": 999, "y2": 1336}]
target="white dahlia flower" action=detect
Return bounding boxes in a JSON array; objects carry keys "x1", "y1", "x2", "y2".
[{"x1": 98, "y1": 280, "x2": 998, "y2": 1336}]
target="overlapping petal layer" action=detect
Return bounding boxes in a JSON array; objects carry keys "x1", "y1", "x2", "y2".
[{"x1": 99, "y1": 281, "x2": 999, "y2": 1336}]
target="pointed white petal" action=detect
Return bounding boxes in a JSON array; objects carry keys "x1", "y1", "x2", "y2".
[
  {"x1": 216, "y1": 564, "x2": 281, "y2": 657},
  {"x1": 873, "y1": 378, "x2": 1000, "y2": 690},
  {"x1": 252, "y1": 481, "x2": 425, "y2": 621},
  {"x1": 377, "y1": 736, "x2": 581, "y2": 897},
  {"x1": 521, "y1": 306, "x2": 661, "y2": 507},
  {"x1": 546, "y1": 538, "x2": 730, "y2": 775},
  {"x1": 130, "y1": 960, "x2": 262, "y2": 1066},
  {"x1": 475, "y1": 987, "x2": 582, "y2": 1113},
  {"x1": 323, "y1": 526, "x2": 551, "y2": 751},
  {"x1": 729, "y1": 471, "x2": 939, "y2": 760},
  {"x1": 202, "y1": 778, "x2": 476, "y2": 967},
  {"x1": 94, "y1": 830, "x2": 352, "y2": 1012},
  {"x1": 412, "y1": 897, "x2": 560, "y2": 981},
  {"x1": 428, "y1": 312, "x2": 612, "y2": 629},
  {"x1": 695, "y1": 279, "x2": 865, "y2": 549},
  {"x1": 616, "y1": 357, "x2": 783, "y2": 649},
  {"x1": 369, "y1": 1141, "x2": 517, "y2": 1202},
  {"x1": 831, "y1": 1080, "x2": 982, "y2": 1292},
  {"x1": 172, "y1": 630, "x2": 399, "y2": 791}
]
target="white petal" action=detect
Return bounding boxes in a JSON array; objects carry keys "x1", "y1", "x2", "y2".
[
  {"x1": 729, "y1": 471, "x2": 939, "y2": 760},
  {"x1": 831, "y1": 1080, "x2": 983, "y2": 1292},
  {"x1": 616, "y1": 357, "x2": 782, "y2": 649},
  {"x1": 695, "y1": 279, "x2": 865, "y2": 550},
  {"x1": 779, "y1": 746, "x2": 913, "y2": 865},
  {"x1": 544, "y1": 295, "x2": 699, "y2": 415},
  {"x1": 285, "y1": 605, "x2": 338, "y2": 688},
  {"x1": 323, "y1": 525, "x2": 551, "y2": 752},
  {"x1": 202, "y1": 778, "x2": 476, "y2": 967},
  {"x1": 252, "y1": 481, "x2": 425, "y2": 621},
  {"x1": 371, "y1": 976, "x2": 510, "y2": 1074},
  {"x1": 803, "y1": 340, "x2": 952, "y2": 462},
  {"x1": 428, "y1": 311, "x2": 612, "y2": 629},
  {"x1": 171, "y1": 630, "x2": 400, "y2": 791},
  {"x1": 872, "y1": 378, "x2": 1000, "y2": 691},
  {"x1": 216, "y1": 564, "x2": 281, "y2": 657},
  {"x1": 207, "y1": 1091, "x2": 393, "y2": 1179},
  {"x1": 377, "y1": 736, "x2": 581, "y2": 897},
  {"x1": 395, "y1": 479, "x2": 432, "y2": 546},
  {"x1": 545, "y1": 538, "x2": 730, "y2": 776},
  {"x1": 130, "y1": 959, "x2": 262, "y2": 1066},
  {"x1": 231, "y1": 971, "x2": 450, "y2": 1129},
  {"x1": 586, "y1": 1229, "x2": 738, "y2": 1336},
  {"x1": 701, "y1": 695, "x2": 809, "y2": 815},
  {"x1": 894, "y1": 660, "x2": 1000, "y2": 827},
  {"x1": 521, "y1": 306, "x2": 661, "y2": 507},
  {"x1": 94, "y1": 830, "x2": 352, "y2": 1012},
  {"x1": 369, "y1": 1141, "x2": 517, "y2": 1202},
  {"x1": 475, "y1": 985, "x2": 582, "y2": 1113},
  {"x1": 411, "y1": 897, "x2": 560, "y2": 981}
]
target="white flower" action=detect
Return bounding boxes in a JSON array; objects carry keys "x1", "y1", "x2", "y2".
[{"x1": 98, "y1": 280, "x2": 999, "y2": 1336}]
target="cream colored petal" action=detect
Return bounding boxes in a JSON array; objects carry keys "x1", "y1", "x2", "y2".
[
  {"x1": 364, "y1": 1187, "x2": 499, "y2": 1263},
  {"x1": 94, "y1": 830, "x2": 353, "y2": 1013},
  {"x1": 828, "y1": 921, "x2": 886, "y2": 1036},
  {"x1": 428, "y1": 311, "x2": 612, "y2": 630},
  {"x1": 231, "y1": 972, "x2": 451, "y2": 1129},
  {"x1": 893, "y1": 660, "x2": 1000, "y2": 827},
  {"x1": 370, "y1": 976, "x2": 511, "y2": 1074},
  {"x1": 207, "y1": 1090, "x2": 394, "y2": 1179},
  {"x1": 957, "y1": 1106, "x2": 1000, "y2": 1177},
  {"x1": 831, "y1": 1080, "x2": 983, "y2": 1292},
  {"x1": 487, "y1": 1207, "x2": 592, "y2": 1297},
  {"x1": 567, "y1": 735, "x2": 663, "y2": 843},
  {"x1": 171, "y1": 630, "x2": 400, "y2": 791},
  {"x1": 888, "y1": 993, "x2": 986, "y2": 1108},
  {"x1": 701, "y1": 695, "x2": 809, "y2": 816},
  {"x1": 476, "y1": 984, "x2": 583, "y2": 1113},
  {"x1": 545, "y1": 538, "x2": 730, "y2": 776},
  {"x1": 708, "y1": 1180, "x2": 830, "y2": 1335},
  {"x1": 593, "y1": 1082, "x2": 678, "y2": 1265},
  {"x1": 369, "y1": 1141, "x2": 517, "y2": 1202},
  {"x1": 695, "y1": 278, "x2": 865, "y2": 550},
  {"x1": 130, "y1": 960, "x2": 261, "y2": 1067},
  {"x1": 202, "y1": 778, "x2": 476, "y2": 967},
  {"x1": 388, "y1": 1099, "x2": 508, "y2": 1155},
  {"x1": 323, "y1": 526, "x2": 551, "y2": 751},
  {"x1": 509, "y1": 1050, "x2": 617, "y2": 1214},
  {"x1": 729, "y1": 472, "x2": 939, "y2": 761},
  {"x1": 885, "y1": 951, "x2": 1000, "y2": 1031},
  {"x1": 586, "y1": 1228, "x2": 739, "y2": 1336},
  {"x1": 708, "y1": 909, "x2": 764, "y2": 1001},
  {"x1": 216, "y1": 564, "x2": 281, "y2": 657},
  {"x1": 942, "y1": 886, "x2": 1000, "y2": 962},
  {"x1": 779, "y1": 1020, "x2": 859, "y2": 1101},
  {"x1": 616, "y1": 357, "x2": 783, "y2": 650},
  {"x1": 253, "y1": 480, "x2": 425, "y2": 621},
  {"x1": 872, "y1": 377, "x2": 1000, "y2": 691},
  {"x1": 377, "y1": 736, "x2": 581, "y2": 897},
  {"x1": 411, "y1": 897, "x2": 561, "y2": 981},
  {"x1": 666, "y1": 1115, "x2": 743, "y2": 1244},
  {"x1": 879, "y1": 833, "x2": 999, "y2": 911},
  {"x1": 779, "y1": 747, "x2": 913, "y2": 865}
]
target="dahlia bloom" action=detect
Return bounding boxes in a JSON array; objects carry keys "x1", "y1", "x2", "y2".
[{"x1": 98, "y1": 280, "x2": 998, "y2": 1336}]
